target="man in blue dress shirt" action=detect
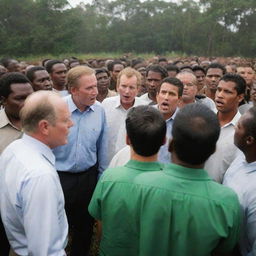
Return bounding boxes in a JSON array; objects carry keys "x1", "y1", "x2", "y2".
[
  {"x1": 53, "y1": 66, "x2": 108, "y2": 256},
  {"x1": 0, "y1": 91, "x2": 72, "y2": 256}
]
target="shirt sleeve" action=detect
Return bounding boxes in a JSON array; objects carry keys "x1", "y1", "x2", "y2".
[
  {"x1": 97, "y1": 109, "x2": 108, "y2": 176},
  {"x1": 20, "y1": 173, "x2": 67, "y2": 256},
  {"x1": 214, "y1": 196, "x2": 242, "y2": 253}
]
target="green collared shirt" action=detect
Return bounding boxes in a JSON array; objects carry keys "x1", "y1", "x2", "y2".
[{"x1": 89, "y1": 161, "x2": 241, "y2": 256}]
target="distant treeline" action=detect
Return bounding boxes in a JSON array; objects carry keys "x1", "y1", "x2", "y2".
[{"x1": 0, "y1": 0, "x2": 255, "y2": 57}]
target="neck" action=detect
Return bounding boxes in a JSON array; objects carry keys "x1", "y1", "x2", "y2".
[
  {"x1": 121, "y1": 100, "x2": 135, "y2": 110},
  {"x1": 148, "y1": 93, "x2": 157, "y2": 103},
  {"x1": 217, "y1": 109, "x2": 237, "y2": 127},
  {"x1": 162, "y1": 110, "x2": 175, "y2": 120},
  {"x1": 97, "y1": 89, "x2": 108, "y2": 102},
  {"x1": 53, "y1": 84, "x2": 65, "y2": 91},
  {"x1": 171, "y1": 151, "x2": 204, "y2": 169},
  {"x1": 71, "y1": 95, "x2": 88, "y2": 112},
  {"x1": 130, "y1": 147, "x2": 158, "y2": 162},
  {"x1": 6, "y1": 113, "x2": 21, "y2": 130},
  {"x1": 205, "y1": 88, "x2": 216, "y2": 101},
  {"x1": 243, "y1": 149, "x2": 256, "y2": 163}
]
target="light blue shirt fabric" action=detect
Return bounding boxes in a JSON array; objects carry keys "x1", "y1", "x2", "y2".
[
  {"x1": 223, "y1": 152, "x2": 256, "y2": 256},
  {"x1": 53, "y1": 95, "x2": 108, "y2": 175},
  {"x1": 0, "y1": 134, "x2": 68, "y2": 256},
  {"x1": 157, "y1": 107, "x2": 178, "y2": 163}
]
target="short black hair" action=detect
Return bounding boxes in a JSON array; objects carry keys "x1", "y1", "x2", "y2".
[
  {"x1": 171, "y1": 103, "x2": 220, "y2": 165},
  {"x1": 26, "y1": 66, "x2": 46, "y2": 82},
  {"x1": 180, "y1": 65, "x2": 193, "y2": 72},
  {"x1": 108, "y1": 60, "x2": 125, "y2": 71},
  {"x1": 0, "y1": 72, "x2": 31, "y2": 98},
  {"x1": 244, "y1": 107, "x2": 256, "y2": 140},
  {"x1": 126, "y1": 105, "x2": 166, "y2": 157},
  {"x1": 166, "y1": 64, "x2": 180, "y2": 73},
  {"x1": 95, "y1": 68, "x2": 110, "y2": 77},
  {"x1": 146, "y1": 65, "x2": 168, "y2": 79},
  {"x1": 220, "y1": 73, "x2": 246, "y2": 95},
  {"x1": 45, "y1": 60, "x2": 63, "y2": 73},
  {"x1": 158, "y1": 77, "x2": 184, "y2": 97},
  {"x1": 206, "y1": 63, "x2": 226, "y2": 75},
  {"x1": 192, "y1": 65, "x2": 206, "y2": 75}
]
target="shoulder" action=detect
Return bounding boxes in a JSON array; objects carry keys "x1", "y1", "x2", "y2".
[
  {"x1": 102, "y1": 95, "x2": 119, "y2": 106},
  {"x1": 134, "y1": 97, "x2": 148, "y2": 106}
]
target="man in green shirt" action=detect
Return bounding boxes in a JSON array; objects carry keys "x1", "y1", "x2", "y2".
[{"x1": 89, "y1": 104, "x2": 241, "y2": 256}]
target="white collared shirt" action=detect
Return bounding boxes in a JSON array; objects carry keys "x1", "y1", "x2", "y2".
[
  {"x1": 102, "y1": 95, "x2": 147, "y2": 163},
  {"x1": 204, "y1": 111, "x2": 241, "y2": 183}
]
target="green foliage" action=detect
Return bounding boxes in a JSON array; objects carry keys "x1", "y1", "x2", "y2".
[{"x1": 0, "y1": 0, "x2": 255, "y2": 57}]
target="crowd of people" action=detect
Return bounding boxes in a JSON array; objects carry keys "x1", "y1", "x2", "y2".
[{"x1": 0, "y1": 55, "x2": 256, "y2": 256}]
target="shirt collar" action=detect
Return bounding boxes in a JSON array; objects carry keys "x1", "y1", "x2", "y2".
[
  {"x1": 114, "y1": 96, "x2": 142, "y2": 109},
  {"x1": 164, "y1": 163, "x2": 212, "y2": 181},
  {"x1": 155, "y1": 106, "x2": 179, "y2": 122},
  {"x1": 22, "y1": 134, "x2": 55, "y2": 166},
  {"x1": 221, "y1": 111, "x2": 241, "y2": 128},
  {"x1": 0, "y1": 109, "x2": 20, "y2": 130},
  {"x1": 125, "y1": 159, "x2": 163, "y2": 172},
  {"x1": 65, "y1": 95, "x2": 95, "y2": 113}
]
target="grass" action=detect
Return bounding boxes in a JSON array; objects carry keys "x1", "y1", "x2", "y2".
[{"x1": 7, "y1": 51, "x2": 187, "y2": 64}]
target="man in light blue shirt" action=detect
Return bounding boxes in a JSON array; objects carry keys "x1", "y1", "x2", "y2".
[
  {"x1": 53, "y1": 66, "x2": 108, "y2": 256},
  {"x1": 0, "y1": 91, "x2": 72, "y2": 256},
  {"x1": 223, "y1": 106, "x2": 256, "y2": 256}
]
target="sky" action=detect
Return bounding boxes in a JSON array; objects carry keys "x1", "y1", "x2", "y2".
[{"x1": 68, "y1": 0, "x2": 91, "y2": 7}]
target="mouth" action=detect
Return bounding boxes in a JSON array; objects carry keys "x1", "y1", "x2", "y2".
[
  {"x1": 215, "y1": 99, "x2": 224, "y2": 107},
  {"x1": 160, "y1": 102, "x2": 169, "y2": 110}
]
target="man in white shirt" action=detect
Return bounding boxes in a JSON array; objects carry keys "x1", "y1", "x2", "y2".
[
  {"x1": 0, "y1": 91, "x2": 73, "y2": 256},
  {"x1": 223, "y1": 106, "x2": 256, "y2": 256},
  {"x1": 109, "y1": 77, "x2": 184, "y2": 167},
  {"x1": 102, "y1": 67, "x2": 147, "y2": 163},
  {"x1": 204, "y1": 73, "x2": 246, "y2": 183}
]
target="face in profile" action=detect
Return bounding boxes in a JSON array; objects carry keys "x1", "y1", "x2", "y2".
[{"x1": 48, "y1": 99, "x2": 73, "y2": 148}]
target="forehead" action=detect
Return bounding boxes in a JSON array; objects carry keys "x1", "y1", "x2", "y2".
[
  {"x1": 10, "y1": 83, "x2": 33, "y2": 95},
  {"x1": 160, "y1": 82, "x2": 179, "y2": 93},
  {"x1": 119, "y1": 74, "x2": 138, "y2": 85},
  {"x1": 237, "y1": 67, "x2": 254, "y2": 73},
  {"x1": 177, "y1": 74, "x2": 196, "y2": 84},
  {"x1": 52, "y1": 63, "x2": 67, "y2": 72},
  {"x1": 206, "y1": 68, "x2": 223, "y2": 76},
  {"x1": 217, "y1": 80, "x2": 237, "y2": 91},
  {"x1": 96, "y1": 72, "x2": 109, "y2": 79},
  {"x1": 194, "y1": 70, "x2": 205, "y2": 76},
  {"x1": 113, "y1": 64, "x2": 124, "y2": 71},
  {"x1": 77, "y1": 74, "x2": 97, "y2": 87},
  {"x1": 147, "y1": 71, "x2": 162, "y2": 79},
  {"x1": 34, "y1": 70, "x2": 50, "y2": 79}
]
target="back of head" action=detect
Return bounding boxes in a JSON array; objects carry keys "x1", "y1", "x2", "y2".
[
  {"x1": 244, "y1": 107, "x2": 256, "y2": 140},
  {"x1": 0, "y1": 72, "x2": 31, "y2": 98},
  {"x1": 220, "y1": 73, "x2": 246, "y2": 95},
  {"x1": 67, "y1": 65, "x2": 95, "y2": 90},
  {"x1": 171, "y1": 103, "x2": 220, "y2": 165},
  {"x1": 20, "y1": 91, "x2": 60, "y2": 133},
  {"x1": 126, "y1": 105, "x2": 166, "y2": 157}
]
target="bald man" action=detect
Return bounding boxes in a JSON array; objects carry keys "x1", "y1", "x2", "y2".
[
  {"x1": 0, "y1": 91, "x2": 73, "y2": 256},
  {"x1": 176, "y1": 71, "x2": 216, "y2": 111}
]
